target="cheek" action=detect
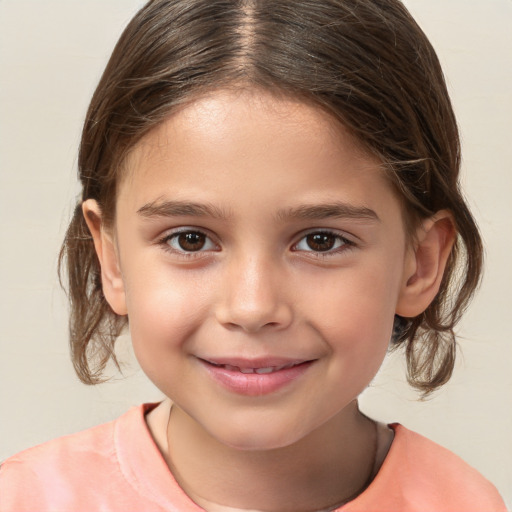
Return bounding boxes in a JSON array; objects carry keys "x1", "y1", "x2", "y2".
[
  {"x1": 308, "y1": 264, "x2": 400, "y2": 335},
  {"x1": 123, "y1": 268, "x2": 208, "y2": 354},
  {"x1": 124, "y1": 273, "x2": 210, "y2": 396},
  {"x1": 304, "y1": 263, "x2": 400, "y2": 379}
]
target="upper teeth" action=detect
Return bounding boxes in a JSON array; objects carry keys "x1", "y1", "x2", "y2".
[{"x1": 216, "y1": 363, "x2": 295, "y2": 374}]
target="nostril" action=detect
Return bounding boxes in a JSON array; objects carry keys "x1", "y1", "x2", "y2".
[
  {"x1": 222, "y1": 319, "x2": 284, "y2": 333},
  {"x1": 214, "y1": 286, "x2": 293, "y2": 332}
]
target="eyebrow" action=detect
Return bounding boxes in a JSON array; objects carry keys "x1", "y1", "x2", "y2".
[
  {"x1": 137, "y1": 200, "x2": 228, "y2": 219},
  {"x1": 137, "y1": 199, "x2": 379, "y2": 223},
  {"x1": 275, "y1": 202, "x2": 380, "y2": 222}
]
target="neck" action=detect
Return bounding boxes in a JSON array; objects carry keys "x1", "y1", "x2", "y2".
[{"x1": 160, "y1": 401, "x2": 377, "y2": 512}]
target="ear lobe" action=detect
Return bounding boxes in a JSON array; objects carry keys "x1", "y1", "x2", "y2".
[
  {"x1": 82, "y1": 199, "x2": 127, "y2": 316},
  {"x1": 396, "y1": 210, "x2": 456, "y2": 318}
]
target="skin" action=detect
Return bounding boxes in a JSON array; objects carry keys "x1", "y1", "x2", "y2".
[{"x1": 84, "y1": 88, "x2": 455, "y2": 512}]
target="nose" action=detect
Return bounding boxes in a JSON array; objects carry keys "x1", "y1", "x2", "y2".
[{"x1": 215, "y1": 253, "x2": 293, "y2": 333}]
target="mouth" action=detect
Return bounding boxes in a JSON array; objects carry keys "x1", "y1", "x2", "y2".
[
  {"x1": 198, "y1": 357, "x2": 315, "y2": 396},
  {"x1": 206, "y1": 361, "x2": 305, "y2": 375}
]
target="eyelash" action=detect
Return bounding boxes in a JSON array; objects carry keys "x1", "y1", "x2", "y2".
[
  {"x1": 158, "y1": 229, "x2": 218, "y2": 259},
  {"x1": 291, "y1": 230, "x2": 355, "y2": 258},
  {"x1": 157, "y1": 228, "x2": 356, "y2": 258}
]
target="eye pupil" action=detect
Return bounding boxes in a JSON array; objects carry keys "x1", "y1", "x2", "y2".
[
  {"x1": 306, "y1": 233, "x2": 335, "y2": 252},
  {"x1": 178, "y1": 232, "x2": 206, "y2": 251}
]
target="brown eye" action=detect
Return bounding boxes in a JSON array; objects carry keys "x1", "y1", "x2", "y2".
[
  {"x1": 305, "y1": 233, "x2": 336, "y2": 252},
  {"x1": 165, "y1": 230, "x2": 216, "y2": 253},
  {"x1": 294, "y1": 231, "x2": 349, "y2": 254},
  {"x1": 177, "y1": 232, "x2": 206, "y2": 251}
]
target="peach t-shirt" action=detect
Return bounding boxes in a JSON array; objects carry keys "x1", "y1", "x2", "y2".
[{"x1": 0, "y1": 404, "x2": 506, "y2": 511}]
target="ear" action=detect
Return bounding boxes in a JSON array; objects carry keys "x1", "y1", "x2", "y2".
[
  {"x1": 396, "y1": 210, "x2": 456, "y2": 318},
  {"x1": 82, "y1": 199, "x2": 127, "y2": 316}
]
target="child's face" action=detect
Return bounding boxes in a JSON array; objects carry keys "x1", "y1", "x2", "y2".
[{"x1": 110, "y1": 89, "x2": 414, "y2": 450}]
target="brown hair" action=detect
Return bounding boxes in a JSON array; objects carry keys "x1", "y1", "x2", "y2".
[{"x1": 60, "y1": 0, "x2": 483, "y2": 395}]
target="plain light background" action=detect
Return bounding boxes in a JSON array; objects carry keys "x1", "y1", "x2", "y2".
[{"x1": 1, "y1": 0, "x2": 511, "y2": 507}]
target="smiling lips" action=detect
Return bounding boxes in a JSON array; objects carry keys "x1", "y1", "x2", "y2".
[
  {"x1": 209, "y1": 361, "x2": 301, "y2": 374},
  {"x1": 200, "y1": 358, "x2": 314, "y2": 396}
]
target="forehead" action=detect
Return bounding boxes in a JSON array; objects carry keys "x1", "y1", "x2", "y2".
[
  {"x1": 132, "y1": 90, "x2": 354, "y2": 158},
  {"x1": 124, "y1": 89, "x2": 380, "y2": 173},
  {"x1": 118, "y1": 88, "x2": 398, "y2": 219}
]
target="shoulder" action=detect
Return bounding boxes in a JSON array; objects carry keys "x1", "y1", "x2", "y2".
[
  {"x1": 394, "y1": 424, "x2": 500, "y2": 486},
  {"x1": 346, "y1": 424, "x2": 507, "y2": 512},
  {"x1": 1, "y1": 409, "x2": 119, "y2": 473},
  {"x1": 0, "y1": 404, "x2": 158, "y2": 512}
]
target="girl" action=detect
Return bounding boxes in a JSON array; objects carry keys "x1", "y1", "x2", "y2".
[{"x1": 0, "y1": 0, "x2": 507, "y2": 510}]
